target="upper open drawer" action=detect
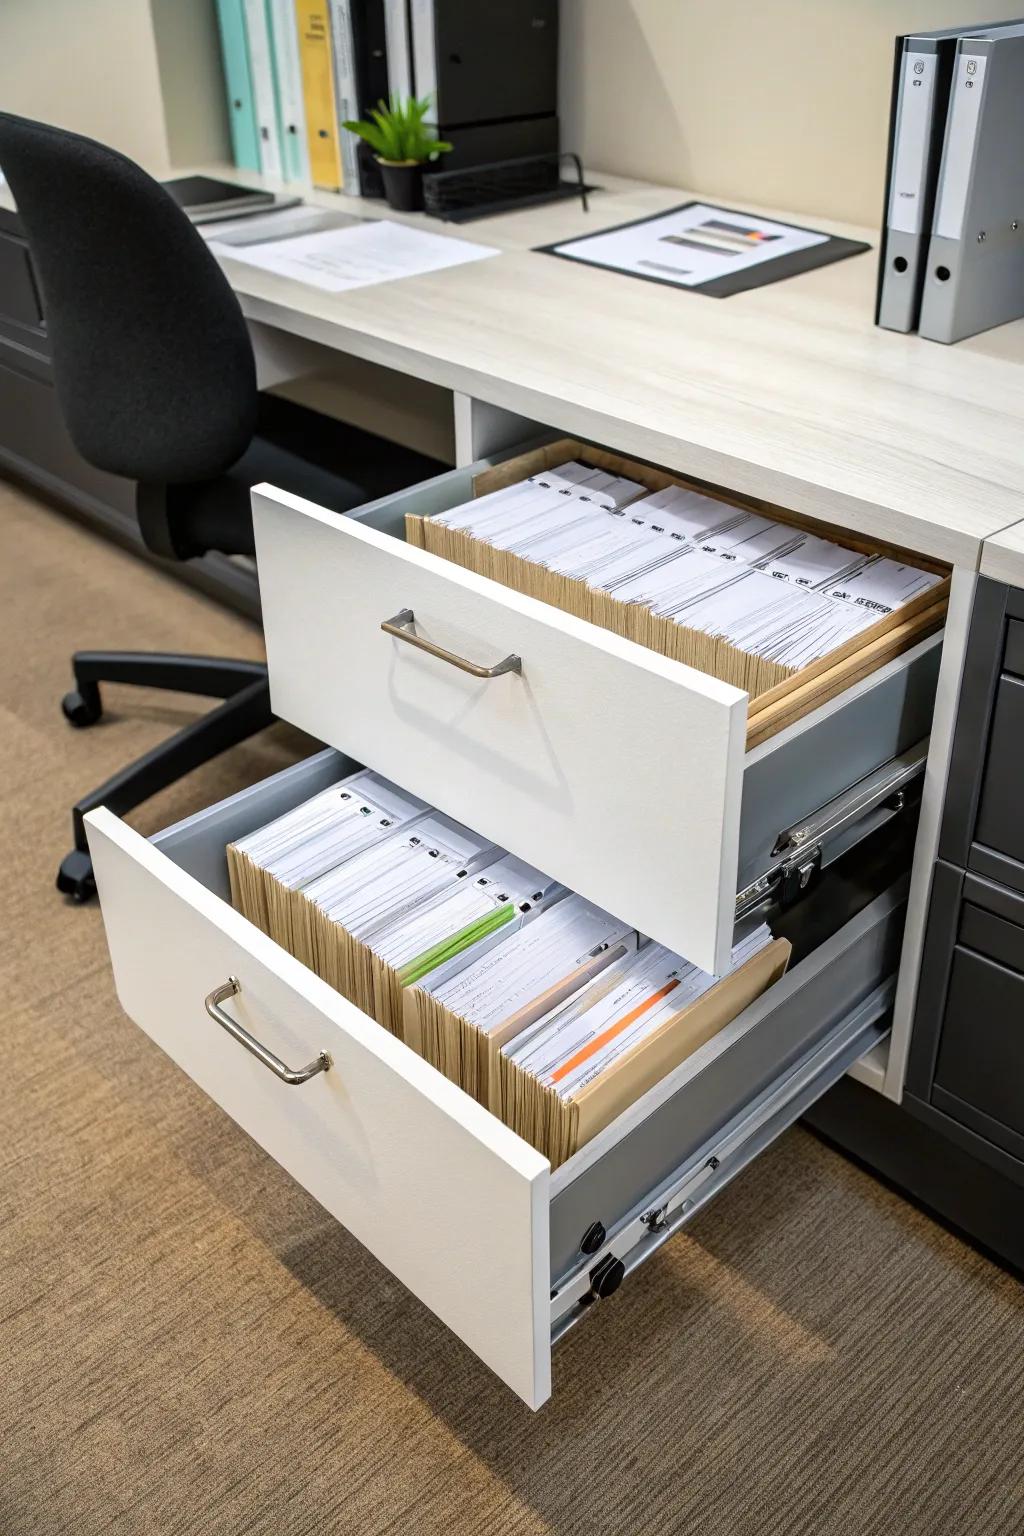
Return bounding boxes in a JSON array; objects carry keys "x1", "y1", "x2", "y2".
[{"x1": 252, "y1": 445, "x2": 946, "y2": 974}]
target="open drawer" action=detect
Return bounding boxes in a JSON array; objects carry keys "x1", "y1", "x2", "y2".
[
  {"x1": 252, "y1": 445, "x2": 943, "y2": 975},
  {"x1": 87, "y1": 749, "x2": 905, "y2": 1410}
]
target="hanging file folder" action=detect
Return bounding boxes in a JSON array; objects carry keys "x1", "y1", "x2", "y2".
[
  {"x1": 919, "y1": 29, "x2": 1024, "y2": 344},
  {"x1": 215, "y1": 0, "x2": 262, "y2": 173}
]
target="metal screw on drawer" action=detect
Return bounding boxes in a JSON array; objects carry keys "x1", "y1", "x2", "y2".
[
  {"x1": 579, "y1": 1220, "x2": 606, "y2": 1255},
  {"x1": 978, "y1": 231, "x2": 987, "y2": 242}
]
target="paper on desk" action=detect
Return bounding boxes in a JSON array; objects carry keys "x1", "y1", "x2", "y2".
[
  {"x1": 211, "y1": 217, "x2": 499, "y2": 292},
  {"x1": 551, "y1": 202, "x2": 828, "y2": 289}
]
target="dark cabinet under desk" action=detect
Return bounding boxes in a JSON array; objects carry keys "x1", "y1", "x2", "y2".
[
  {"x1": 0, "y1": 208, "x2": 259, "y2": 617},
  {"x1": 807, "y1": 576, "x2": 1024, "y2": 1272}
]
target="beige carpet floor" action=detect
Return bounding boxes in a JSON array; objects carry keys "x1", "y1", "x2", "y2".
[{"x1": 1, "y1": 480, "x2": 1023, "y2": 1536}]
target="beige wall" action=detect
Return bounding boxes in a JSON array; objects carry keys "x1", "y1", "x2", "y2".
[
  {"x1": 560, "y1": 0, "x2": 1024, "y2": 226},
  {"x1": 151, "y1": 0, "x2": 231, "y2": 169},
  {"x1": 0, "y1": 0, "x2": 171, "y2": 171},
  {"x1": 0, "y1": 0, "x2": 228, "y2": 173}
]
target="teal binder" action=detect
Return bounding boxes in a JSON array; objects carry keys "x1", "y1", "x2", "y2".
[{"x1": 215, "y1": 0, "x2": 262, "y2": 172}]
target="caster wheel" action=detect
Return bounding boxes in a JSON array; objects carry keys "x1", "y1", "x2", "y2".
[
  {"x1": 61, "y1": 686, "x2": 102, "y2": 728},
  {"x1": 56, "y1": 849, "x2": 97, "y2": 902}
]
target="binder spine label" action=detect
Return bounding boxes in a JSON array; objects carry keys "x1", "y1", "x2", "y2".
[
  {"x1": 888, "y1": 49, "x2": 937, "y2": 235},
  {"x1": 935, "y1": 50, "x2": 988, "y2": 240}
]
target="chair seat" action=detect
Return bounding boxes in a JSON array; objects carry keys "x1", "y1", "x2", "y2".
[{"x1": 167, "y1": 396, "x2": 447, "y2": 559}]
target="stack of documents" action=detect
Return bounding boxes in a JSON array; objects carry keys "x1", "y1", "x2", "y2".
[
  {"x1": 229, "y1": 769, "x2": 791, "y2": 1165},
  {"x1": 407, "y1": 913, "x2": 790, "y2": 1166},
  {"x1": 406, "y1": 893, "x2": 639, "y2": 1104},
  {"x1": 229, "y1": 768, "x2": 559, "y2": 1034},
  {"x1": 502, "y1": 926, "x2": 788, "y2": 1164},
  {"x1": 421, "y1": 462, "x2": 944, "y2": 697},
  {"x1": 227, "y1": 769, "x2": 428, "y2": 950}
]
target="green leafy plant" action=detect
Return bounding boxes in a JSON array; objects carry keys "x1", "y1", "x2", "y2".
[{"x1": 342, "y1": 95, "x2": 453, "y2": 165}]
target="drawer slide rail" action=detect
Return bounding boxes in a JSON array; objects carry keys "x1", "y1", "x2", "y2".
[
  {"x1": 736, "y1": 744, "x2": 927, "y2": 923},
  {"x1": 550, "y1": 980, "x2": 893, "y2": 1344}
]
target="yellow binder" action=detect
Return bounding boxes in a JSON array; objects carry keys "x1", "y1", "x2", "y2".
[{"x1": 294, "y1": 0, "x2": 343, "y2": 189}]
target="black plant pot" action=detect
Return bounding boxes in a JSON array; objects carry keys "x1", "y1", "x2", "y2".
[{"x1": 378, "y1": 160, "x2": 424, "y2": 212}]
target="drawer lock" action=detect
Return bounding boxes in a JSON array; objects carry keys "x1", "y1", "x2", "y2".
[
  {"x1": 585, "y1": 1254, "x2": 625, "y2": 1303},
  {"x1": 204, "y1": 978, "x2": 333, "y2": 1086}
]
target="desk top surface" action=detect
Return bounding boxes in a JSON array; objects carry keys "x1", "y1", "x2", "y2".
[
  {"x1": 980, "y1": 523, "x2": 1024, "y2": 590},
  {"x1": 7, "y1": 167, "x2": 1024, "y2": 567}
]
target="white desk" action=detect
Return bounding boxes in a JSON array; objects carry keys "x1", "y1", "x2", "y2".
[
  {"x1": 53, "y1": 168, "x2": 1024, "y2": 1401},
  {"x1": 200, "y1": 170, "x2": 1024, "y2": 1109},
  {"x1": 980, "y1": 523, "x2": 1024, "y2": 591},
  {"x1": 203, "y1": 169, "x2": 1024, "y2": 572},
  {"x1": 8, "y1": 164, "x2": 1024, "y2": 1102}
]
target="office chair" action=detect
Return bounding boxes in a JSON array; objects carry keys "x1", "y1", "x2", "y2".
[{"x1": 0, "y1": 113, "x2": 443, "y2": 901}]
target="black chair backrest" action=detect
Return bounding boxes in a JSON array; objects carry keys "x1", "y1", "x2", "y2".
[{"x1": 0, "y1": 113, "x2": 257, "y2": 484}]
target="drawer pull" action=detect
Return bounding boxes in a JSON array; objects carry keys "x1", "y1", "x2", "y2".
[
  {"x1": 381, "y1": 608, "x2": 522, "y2": 679},
  {"x1": 204, "y1": 978, "x2": 332, "y2": 1085}
]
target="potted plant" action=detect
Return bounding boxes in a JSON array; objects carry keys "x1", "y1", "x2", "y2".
[{"x1": 342, "y1": 96, "x2": 452, "y2": 212}]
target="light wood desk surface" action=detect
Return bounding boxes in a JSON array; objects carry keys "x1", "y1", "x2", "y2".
[
  {"x1": 6, "y1": 167, "x2": 1024, "y2": 567},
  {"x1": 980, "y1": 522, "x2": 1024, "y2": 590},
  {"x1": 205, "y1": 171, "x2": 1024, "y2": 570}
]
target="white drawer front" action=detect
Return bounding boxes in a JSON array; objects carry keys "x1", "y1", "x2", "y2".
[
  {"x1": 86, "y1": 808, "x2": 551, "y2": 1409},
  {"x1": 253, "y1": 485, "x2": 748, "y2": 974}
]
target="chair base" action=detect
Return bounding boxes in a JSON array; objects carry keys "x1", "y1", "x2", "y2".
[{"x1": 59, "y1": 649, "x2": 273, "y2": 901}]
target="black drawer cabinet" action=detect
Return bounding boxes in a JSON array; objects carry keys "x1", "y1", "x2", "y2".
[
  {"x1": 940, "y1": 579, "x2": 1024, "y2": 897},
  {"x1": 905, "y1": 578, "x2": 1024, "y2": 1192},
  {"x1": 934, "y1": 950, "x2": 1024, "y2": 1149},
  {"x1": 914, "y1": 872, "x2": 1024, "y2": 1165},
  {"x1": 975, "y1": 675, "x2": 1024, "y2": 869},
  {"x1": 802, "y1": 584, "x2": 1024, "y2": 1266},
  {"x1": 0, "y1": 208, "x2": 258, "y2": 616},
  {"x1": 0, "y1": 221, "x2": 43, "y2": 330}
]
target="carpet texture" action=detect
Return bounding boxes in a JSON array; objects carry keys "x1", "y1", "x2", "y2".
[{"x1": 1, "y1": 481, "x2": 1022, "y2": 1536}]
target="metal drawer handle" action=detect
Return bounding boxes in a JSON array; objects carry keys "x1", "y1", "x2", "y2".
[
  {"x1": 381, "y1": 607, "x2": 522, "y2": 678},
  {"x1": 204, "y1": 978, "x2": 332, "y2": 1086}
]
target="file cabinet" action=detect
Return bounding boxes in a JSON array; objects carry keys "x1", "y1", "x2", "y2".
[
  {"x1": 808, "y1": 575, "x2": 1024, "y2": 1278},
  {"x1": 87, "y1": 439, "x2": 948, "y2": 1404},
  {"x1": 905, "y1": 578, "x2": 1024, "y2": 1189}
]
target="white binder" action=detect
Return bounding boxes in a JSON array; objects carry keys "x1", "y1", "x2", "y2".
[
  {"x1": 268, "y1": 0, "x2": 310, "y2": 182},
  {"x1": 242, "y1": 0, "x2": 285, "y2": 179},
  {"x1": 329, "y1": 0, "x2": 363, "y2": 192},
  {"x1": 383, "y1": 0, "x2": 412, "y2": 98}
]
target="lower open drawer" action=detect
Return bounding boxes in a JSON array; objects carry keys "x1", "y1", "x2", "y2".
[{"x1": 87, "y1": 750, "x2": 903, "y2": 1410}]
